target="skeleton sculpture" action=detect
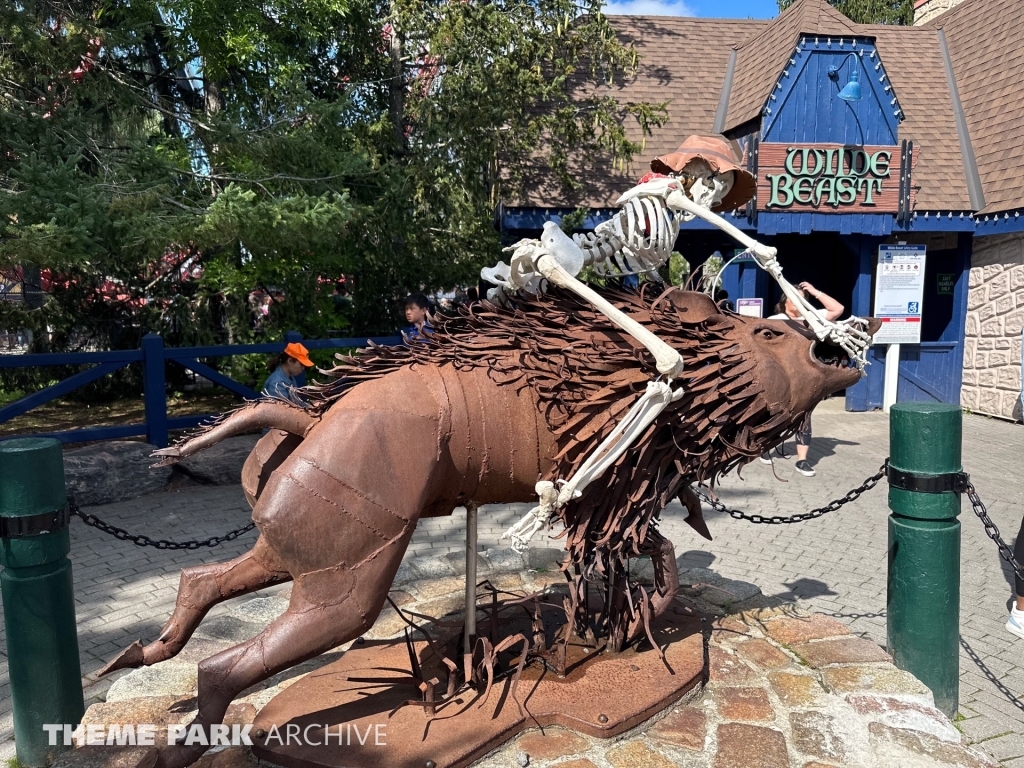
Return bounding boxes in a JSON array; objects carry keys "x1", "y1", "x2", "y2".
[
  {"x1": 485, "y1": 136, "x2": 875, "y2": 368},
  {"x1": 481, "y1": 136, "x2": 875, "y2": 551}
]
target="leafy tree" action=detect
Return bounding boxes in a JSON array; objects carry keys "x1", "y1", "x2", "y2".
[
  {"x1": 0, "y1": 0, "x2": 664, "y2": 372},
  {"x1": 776, "y1": 0, "x2": 914, "y2": 24}
]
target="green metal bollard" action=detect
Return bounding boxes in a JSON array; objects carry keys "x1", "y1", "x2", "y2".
[
  {"x1": 0, "y1": 438, "x2": 84, "y2": 766},
  {"x1": 887, "y1": 403, "x2": 961, "y2": 717}
]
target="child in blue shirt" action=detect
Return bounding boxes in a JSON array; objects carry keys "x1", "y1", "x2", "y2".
[
  {"x1": 403, "y1": 293, "x2": 433, "y2": 342},
  {"x1": 262, "y1": 342, "x2": 314, "y2": 405}
]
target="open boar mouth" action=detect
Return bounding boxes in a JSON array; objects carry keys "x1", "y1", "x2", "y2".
[{"x1": 810, "y1": 340, "x2": 853, "y2": 369}]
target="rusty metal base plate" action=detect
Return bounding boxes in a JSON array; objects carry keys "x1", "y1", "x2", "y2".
[{"x1": 252, "y1": 604, "x2": 704, "y2": 768}]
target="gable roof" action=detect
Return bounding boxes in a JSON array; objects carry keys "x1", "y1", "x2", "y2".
[
  {"x1": 508, "y1": 0, "x2": 1021, "y2": 217},
  {"x1": 724, "y1": 0, "x2": 857, "y2": 132},
  {"x1": 860, "y1": 26, "x2": 971, "y2": 211},
  {"x1": 926, "y1": 0, "x2": 1024, "y2": 214}
]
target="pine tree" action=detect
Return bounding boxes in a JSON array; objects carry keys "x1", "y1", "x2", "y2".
[{"x1": 0, "y1": 0, "x2": 664, "y2": 362}]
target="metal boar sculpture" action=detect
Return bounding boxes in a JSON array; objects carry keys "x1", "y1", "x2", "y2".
[{"x1": 99, "y1": 285, "x2": 878, "y2": 767}]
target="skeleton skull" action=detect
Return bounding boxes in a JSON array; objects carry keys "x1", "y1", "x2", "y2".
[{"x1": 677, "y1": 158, "x2": 736, "y2": 212}]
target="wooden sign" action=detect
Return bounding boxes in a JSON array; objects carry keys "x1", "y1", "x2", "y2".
[{"x1": 757, "y1": 143, "x2": 918, "y2": 213}]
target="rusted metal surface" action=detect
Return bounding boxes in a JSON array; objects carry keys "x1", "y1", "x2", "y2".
[
  {"x1": 98, "y1": 286, "x2": 870, "y2": 767},
  {"x1": 252, "y1": 588, "x2": 705, "y2": 768}
]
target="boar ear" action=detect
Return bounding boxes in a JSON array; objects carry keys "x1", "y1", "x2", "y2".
[{"x1": 657, "y1": 289, "x2": 720, "y2": 324}]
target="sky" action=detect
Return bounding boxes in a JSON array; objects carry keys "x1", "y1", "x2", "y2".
[{"x1": 603, "y1": 0, "x2": 780, "y2": 19}]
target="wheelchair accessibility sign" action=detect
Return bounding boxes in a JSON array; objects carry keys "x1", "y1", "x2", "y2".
[{"x1": 874, "y1": 245, "x2": 926, "y2": 345}]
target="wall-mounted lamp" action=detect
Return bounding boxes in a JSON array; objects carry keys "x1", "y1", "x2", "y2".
[{"x1": 826, "y1": 53, "x2": 862, "y2": 102}]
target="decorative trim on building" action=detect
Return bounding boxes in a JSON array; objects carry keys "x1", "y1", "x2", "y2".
[{"x1": 938, "y1": 28, "x2": 986, "y2": 211}]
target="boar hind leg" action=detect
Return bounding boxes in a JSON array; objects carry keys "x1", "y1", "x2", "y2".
[
  {"x1": 157, "y1": 403, "x2": 446, "y2": 768},
  {"x1": 160, "y1": 491, "x2": 425, "y2": 768},
  {"x1": 626, "y1": 533, "x2": 681, "y2": 645},
  {"x1": 98, "y1": 538, "x2": 290, "y2": 676}
]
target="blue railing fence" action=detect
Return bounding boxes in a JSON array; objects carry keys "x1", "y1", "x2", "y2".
[{"x1": 0, "y1": 331, "x2": 401, "y2": 447}]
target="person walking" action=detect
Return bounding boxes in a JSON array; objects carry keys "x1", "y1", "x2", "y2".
[
  {"x1": 760, "y1": 281, "x2": 845, "y2": 478},
  {"x1": 1006, "y1": 519, "x2": 1024, "y2": 639},
  {"x1": 263, "y1": 342, "x2": 314, "y2": 405}
]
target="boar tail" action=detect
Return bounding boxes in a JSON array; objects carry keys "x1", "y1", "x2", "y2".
[{"x1": 150, "y1": 400, "x2": 317, "y2": 466}]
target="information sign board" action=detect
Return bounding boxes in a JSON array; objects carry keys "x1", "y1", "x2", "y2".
[
  {"x1": 874, "y1": 244, "x2": 926, "y2": 344},
  {"x1": 736, "y1": 298, "x2": 763, "y2": 318}
]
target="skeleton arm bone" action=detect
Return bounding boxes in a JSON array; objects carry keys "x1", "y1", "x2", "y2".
[
  {"x1": 619, "y1": 179, "x2": 817, "y2": 327},
  {"x1": 667, "y1": 190, "x2": 873, "y2": 358},
  {"x1": 659, "y1": 189, "x2": 831, "y2": 336},
  {"x1": 618, "y1": 179, "x2": 873, "y2": 363}
]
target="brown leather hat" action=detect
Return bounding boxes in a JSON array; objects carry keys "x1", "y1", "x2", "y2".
[{"x1": 650, "y1": 135, "x2": 756, "y2": 212}]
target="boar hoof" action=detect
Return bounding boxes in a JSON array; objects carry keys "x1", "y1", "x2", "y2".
[{"x1": 98, "y1": 640, "x2": 145, "y2": 676}]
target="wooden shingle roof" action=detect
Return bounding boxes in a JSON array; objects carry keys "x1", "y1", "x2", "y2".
[
  {"x1": 860, "y1": 26, "x2": 972, "y2": 211},
  {"x1": 509, "y1": 0, "x2": 1021, "y2": 216},
  {"x1": 927, "y1": 0, "x2": 1024, "y2": 214}
]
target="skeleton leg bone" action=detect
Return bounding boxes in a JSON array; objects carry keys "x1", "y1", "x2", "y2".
[{"x1": 502, "y1": 380, "x2": 684, "y2": 551}]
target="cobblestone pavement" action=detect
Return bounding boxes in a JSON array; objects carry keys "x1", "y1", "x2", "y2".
[{"x1": 0, "y1": 399, "x2": 1022, "y2": 764}]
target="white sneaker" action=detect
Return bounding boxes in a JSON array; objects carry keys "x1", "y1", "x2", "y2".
[
  {"x1": 759, "y1": 452, "x2": 772, "y2": 464},
  {"x1": 1007, "y1": 611, "x2": 1024, "y2": 640}
]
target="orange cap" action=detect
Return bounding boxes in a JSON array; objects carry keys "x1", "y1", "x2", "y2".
[{"x1": 284, "y1": 342, "x2": 314, "y2": 367}]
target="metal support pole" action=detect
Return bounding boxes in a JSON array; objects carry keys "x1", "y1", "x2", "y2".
[
  {"x1": 0, "y1": 438, "x2": 84, "y2": 766},
  {"x1": 887, "y1": 403, "x2": 961, "y2": 717},
  {"x1": 883, "y1": 343, "x2": 900, "y2": 413},
  {"x1": 464, "y1": 502, "x2": 478, "y2": 656}
]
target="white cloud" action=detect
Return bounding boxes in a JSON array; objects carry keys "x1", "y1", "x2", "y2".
[{"x1": 602, "y1": 0, "x2": 696, "y2": 15}]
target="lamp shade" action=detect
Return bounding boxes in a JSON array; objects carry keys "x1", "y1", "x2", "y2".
[{"x1": 838, "y1": 68, "x2": 862, "y2": 102}]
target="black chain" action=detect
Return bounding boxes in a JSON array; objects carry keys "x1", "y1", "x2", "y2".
[
  {"x1": 965, "y1": 480, "x2": 1024, "y2": 582},
  {"x1": 70, "y1": 500, "x2": 256, "y2": 550},
  {"x1": 692, "y1": 460, "x2": 888, "y2": 524},
  {"x1": 68, "y1": 466, "x2": 1018, "y2": 581}
]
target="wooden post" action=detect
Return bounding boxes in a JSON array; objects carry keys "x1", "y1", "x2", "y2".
[
  {"x1": 141, "y1": 333, "x2": 168, "y2": 448},
  {"x1": 887, "y1": 403, "x2": 961, "y2": 717}
]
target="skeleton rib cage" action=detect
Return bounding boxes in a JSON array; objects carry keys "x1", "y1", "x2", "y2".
[{"x1": 572, "y1": 195, "x2": 680, "y2": 278}]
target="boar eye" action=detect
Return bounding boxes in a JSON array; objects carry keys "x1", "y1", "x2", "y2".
[{"x1": 755, "y1": 326, "x2": 780, "y2": 340}]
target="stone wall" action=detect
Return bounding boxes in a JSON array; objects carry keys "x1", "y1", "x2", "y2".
[
  {"x1": 913, "y1": 0, "x2": 966, "y2": 25},
  {"x1": 961, "y1": 233, "x2": 1024, "y2": 421},
  {"x1": 65, "y1": 435, "x2": 259, "y2": 506}
]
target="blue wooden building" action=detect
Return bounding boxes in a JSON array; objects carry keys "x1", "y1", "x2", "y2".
[{"x1": 502, "y1": 0, "x2": 1024, "y2": 418}]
